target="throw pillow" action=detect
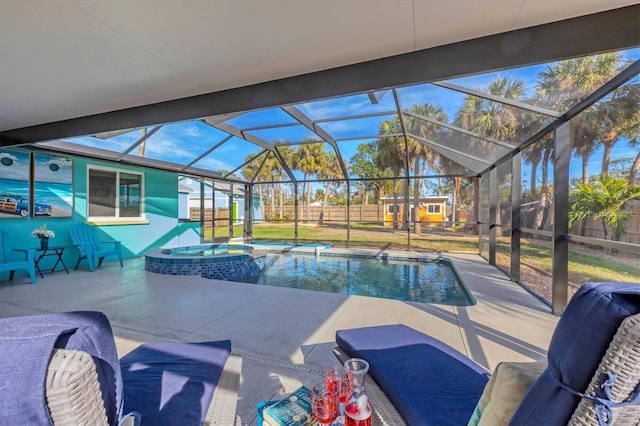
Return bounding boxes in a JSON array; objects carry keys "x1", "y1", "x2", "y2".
[{"x1": 468, "y1": 360, "x2": 547, "y2": 426}]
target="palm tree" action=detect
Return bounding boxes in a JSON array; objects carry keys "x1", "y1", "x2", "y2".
[
  {"x1": 598, "y1": 81, "x2": 640, "y2": 174},
  {"x1": 317, "y1": 151, "x2": 343, "y2": 224},
  {"x1": 255, "y1": 152, "x2": 285, "y2": 219},
  {"x1": 404, "y1": 103, "x2": 448, "y2": 234},
  {"x1": 536, "y1": 53, "x2": 623, "y2": 182},
  {"x1": 629, "y1": 137, "x2": 640, "y2": 186},
  {"x1": 535, "y1": 53, "x2": 631, "y2": 234},
  {"x1": 274, "y1": 144, "x2": 296, "y2": 219},
  {"x1": 376, "y1": 119, "x2": 406, "y2": 229},
  {"x1": 569, "y1": 173, "x2": 640, "y2": 242},
  {"x1": 457, "y1": 77, "x2": 526, "y2": 143},
  {"x1": 241, "y1": 152, "x2": 269, "y2": 216},
  {"x1": 294, "y1": 141, "x2": 326, "y2": 220},
  {"x1": 455, "y1": 76, "x2": 529, "y2": 229},
  {"x1": 572, "y1": 108, "x2": 602, "y2": 185}
]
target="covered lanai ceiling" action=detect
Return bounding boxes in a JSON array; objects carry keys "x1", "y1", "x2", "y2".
[{"x1": 0, "y1": 2, "x2": 638, "y2": 183}]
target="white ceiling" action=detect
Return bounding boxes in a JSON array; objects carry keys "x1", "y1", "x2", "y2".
[{"x1": 0, "y1": 0, "x2": 636, "y2": 133}]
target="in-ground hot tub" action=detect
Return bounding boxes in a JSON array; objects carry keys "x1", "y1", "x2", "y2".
[{"x1": 145, "y1": 244, "x2": 267, "y2": 280}]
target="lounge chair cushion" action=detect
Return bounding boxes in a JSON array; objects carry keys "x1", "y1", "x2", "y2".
[
  {"x1": 336, "y1": 324, "x2": 490, "y2": 425},
  {"x1": 510, "y1": 282, "x2": 640, "y2": 425},
  {"x1": 468, "y1": 360, "x2": 546, "y2": 426},
  {"x1": 120, "y1": 340, "x2": 232, "y2": 425},
  {"x1": 0, "y1": 311, "x2": 122, "y2": 425}
]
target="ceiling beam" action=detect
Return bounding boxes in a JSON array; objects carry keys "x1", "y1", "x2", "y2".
[
  {"x1": 1, "y1": 5, "x2": 637, "y2": 145},
  {"x1": 432, "y1": 82, "x2": 561, "y2": 118},
  {"x1": 281, "y1": 105, "x2": 350, "y2": 180}
]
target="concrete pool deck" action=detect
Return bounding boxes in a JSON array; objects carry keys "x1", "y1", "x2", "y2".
[{"x1": 0, "y1": 250, "x2": 559, "y2": 425}]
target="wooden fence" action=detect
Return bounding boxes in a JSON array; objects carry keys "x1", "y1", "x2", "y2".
[
  {"x1": 581, "y1": 210, "x2": 640, "y2": 244},
  {"x1": 262, "y1": 205, "x2": 471, "y2": 226},
  {"x1": 267, "y1": 205, "x2": 384, "y2": 223},
  {"x1": 190, "y1": 207, "x2": 230, "y2": 229},
  {"x1": 190, "y1": 204, "x2": 638, "y2": 244}
]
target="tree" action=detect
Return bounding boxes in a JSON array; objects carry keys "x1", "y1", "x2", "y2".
[
  {"x1": 275, "y1": 145, "x2": 295, "y2": 218},
  {"x1": 457, "y1": 77, "x2": 526, "y2": 143},
  {"x1": 569, "y1": 173, "x2": 640, "y2": 241},
  {"x1": 535, "y1": 53, "x2": 623, "y2": 183},
  {"x1": 241, "y1": 152, "x2": 269, "y2": 216},
  {"x1": 404, "y1": 104, "x2": 447, "y2": 235},
  {"x1": 376, "y1": 119, "x2": 406, "y2": 229},
  {"x1": 630, "y1": 136, "x2": 640, "y2": 186},
  {"x1": 456, "y1": 77, "x2": 530, "y2": 228},
  {"x1": 317, "y1": 151, "x2": 343, "y2": 224},
  {"x1": 596, "y1": 81, "x2": 640, "y2": 174},
  {"x1": 349, "y1": 142, "x2": 392, "y2": 204},
  {"x1": 293, "y1": 141, "x2": 327, "y2": 220}
]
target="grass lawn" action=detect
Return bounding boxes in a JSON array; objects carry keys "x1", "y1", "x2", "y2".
[
  {"x1": 502, "y1": 241, "x2": 640, "y2": 285},
  {"x1": 250, "y1": 223, "x2": 480, "y2": 252}
]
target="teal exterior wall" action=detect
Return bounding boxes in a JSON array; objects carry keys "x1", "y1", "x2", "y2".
[{"x1": 0, "y1": 153, "x2": 201, "y2": 280}]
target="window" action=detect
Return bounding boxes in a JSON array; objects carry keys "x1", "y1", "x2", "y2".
[
  {"x1": 387, "y1": 205, "x2": 399, "y2": 214},
  {"x1": 88, "y1": 167, "x2": 144, "y2": 220},
  {"x1": 427, "y1": 204, "x2": 441, "y2": 214}
]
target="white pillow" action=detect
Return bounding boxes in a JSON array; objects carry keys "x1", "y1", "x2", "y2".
[{"x1": 468, "y1": 360, "x2": 547, "y2": 426}]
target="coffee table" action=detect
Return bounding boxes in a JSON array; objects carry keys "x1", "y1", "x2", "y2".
[{"x1": 34, "y1": 245, "x2": 69, "y2": 278}]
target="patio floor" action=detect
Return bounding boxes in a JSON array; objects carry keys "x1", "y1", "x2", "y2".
[{"x1": 0, "y1": 250, "x2": 558, "y2": 425}]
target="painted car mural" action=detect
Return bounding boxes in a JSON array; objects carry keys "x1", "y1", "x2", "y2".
[{"x1": 0, "y1": 195, "x2": 52, "y2": 217}]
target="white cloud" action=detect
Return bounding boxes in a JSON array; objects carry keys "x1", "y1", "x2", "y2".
[{"x1": 0, "y1": 150, "x2": 30, "y2": 180}]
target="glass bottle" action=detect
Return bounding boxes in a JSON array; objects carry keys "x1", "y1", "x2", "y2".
[{"x1": 343, "y1": 358, "x2": 372, "y2": 426}]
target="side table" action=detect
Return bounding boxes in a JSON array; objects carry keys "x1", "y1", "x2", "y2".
[{"x1": 34, "y1": 246, "x2": 70, "y2": 278}]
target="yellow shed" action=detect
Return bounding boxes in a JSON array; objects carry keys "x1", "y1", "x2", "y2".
[{"x1": 381, "y1": 196, "x2": 449, "y2": 227}]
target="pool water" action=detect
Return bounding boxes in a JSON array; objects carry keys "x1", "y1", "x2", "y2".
[
  {"x1": 162, "y1": 244, "x2": 252, "y2": 256},
  {"x1": 231, "y1": 253, "x2": 474, "y2": 306}
]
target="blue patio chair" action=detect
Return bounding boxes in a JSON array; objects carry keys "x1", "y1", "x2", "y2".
[
  {"x1": 69, "y1": 224, "x2": 124, "y2": 272},
  {"x1": 0, "y1": 311, "x2": 241, "y2": 425},
  {"x1": 0, "y1": 230, "x2": 36, "y2": 283},
  {"x1": 335, "y1": 282, "x2": 640, "y2": 425}
]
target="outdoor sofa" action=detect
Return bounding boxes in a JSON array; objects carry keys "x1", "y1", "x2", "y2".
[
  {"x1": 0, "y1": 311, "x2": 241, "y2": 425},
  {"x1": 335, "y1": 282, "x2": 640, "y2": 425}
]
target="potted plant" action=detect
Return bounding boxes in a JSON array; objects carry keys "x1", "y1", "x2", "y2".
[{"x1": 32, "y1": 224, "x2": 55, "y2": 250}]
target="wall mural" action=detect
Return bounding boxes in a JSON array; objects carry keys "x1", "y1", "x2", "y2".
[
  {"x1": 34, "y1": 154, "x2": 73, "y2": 217},
  {"x1": 0, "y1": 149, "x2": 73, "y2": 218},
  {"x1": 0, "y1": 149, "x2": 31, "y2": 218}
]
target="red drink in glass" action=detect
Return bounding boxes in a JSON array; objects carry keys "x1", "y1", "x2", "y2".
[
  {"x1": 343, "y1": 358, "x2": 372, "y2": 426},
  {"x1": 326, "y1": 366, "x2": 350, "y2": 403},
  {"x1": 344, "y1": 401, "x2": 372, "y2": 426},
  {"x1": 312, "y1": 382, "x2": 339, "y2": 424}
]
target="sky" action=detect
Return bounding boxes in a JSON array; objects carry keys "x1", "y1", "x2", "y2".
[
  {"x1": 1, "y1": 149, "x2": 73, "y2": 183},
  {"x1": 61, "y1": 48, "x2": 639, "y2": 190}
]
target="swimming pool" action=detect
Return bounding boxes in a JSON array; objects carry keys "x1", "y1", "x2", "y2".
[
  {"x1": 230, "y1": 252, "x2": 474, "y2": 306},
  {"x1": 162, "y1": 244, "x2": 253, "y2": 256},
  {"x1": 145, "y1": 244, "x2": 266, "y2": 280}
]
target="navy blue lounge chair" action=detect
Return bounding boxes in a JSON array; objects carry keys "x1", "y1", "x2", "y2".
[
  {"x1": 0, "y1": 311, "x2": 240, "y2": 425},
  {"x1": 335, "y1": 282, "x2": 640, "y2": 425}
]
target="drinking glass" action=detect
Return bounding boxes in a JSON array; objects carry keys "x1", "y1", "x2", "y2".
[
  {"x1": 311, "y1": 382, "x2": 339, "y2": 424},
  {"x1": 326, "y1": 366, "x2": 351, "y2": 403},
  {"x1": 343, "y1": 358, "x2": 372, "y2": 426}
]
